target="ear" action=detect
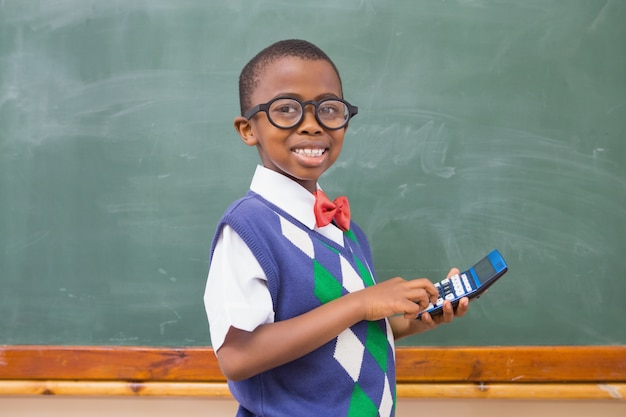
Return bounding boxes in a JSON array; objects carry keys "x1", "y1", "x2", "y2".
[{"x1": 234, "y1": 116, "x2": 258, "y2": 147}]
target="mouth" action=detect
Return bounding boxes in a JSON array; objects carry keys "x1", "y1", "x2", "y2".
[
  {"x1": 292, "y1": 148, "x2": 326, "y2": 157},
  {"x1": 291, "y1": 146, "x2": 329, "y2": 167}
]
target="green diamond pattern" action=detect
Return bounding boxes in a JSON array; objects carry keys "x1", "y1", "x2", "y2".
[
  {"x1": 366, "y1": 321, "x2": 389, "y2": 373},
  {"x1": 354, "y1": 256, "x2": 375, "y2": 287},
  {"x1": 314, "y1": 259, "x2": 343, "y2": 304},
  {"x1": 347, "y1": 383, "x2": 379, "y2": 417}
]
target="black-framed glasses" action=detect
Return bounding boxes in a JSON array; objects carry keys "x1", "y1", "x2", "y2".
[{"x1": 243, "y1": 97, "x2": 358, "y2": 130}]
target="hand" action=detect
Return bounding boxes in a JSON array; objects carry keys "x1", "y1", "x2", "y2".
[
  {"x1": 389, "y1": 268, "x2": 470, "y2": 339},
  {"x1": 416, "y1": 295, "x2": 469, "y2": 329},
  {"x1": 356, "y1": 276, "x2": 439, "y2": 322}
]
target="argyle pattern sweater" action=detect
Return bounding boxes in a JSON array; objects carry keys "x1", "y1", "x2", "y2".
[{"x1": 210, "y1": 191, "x2": 396, "y2": 417}]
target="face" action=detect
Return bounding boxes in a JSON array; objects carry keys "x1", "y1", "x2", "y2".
[{"x1": 234, "y1": 57, "x2": 347, "y2": 193}]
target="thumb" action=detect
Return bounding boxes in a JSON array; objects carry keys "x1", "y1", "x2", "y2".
[{"x1": 446, "y1": 268, "x2": 460, "y2": 278}]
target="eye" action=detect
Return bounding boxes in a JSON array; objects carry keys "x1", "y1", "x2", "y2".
[
  {"x1": 275, "y1": 104, "x2": 298, "y2": 113},
  {"x1": 318, "y1": 101, "x2": 345, "y2": 117},
  {"x1": 271, "y1": 99, "x2": 301, "y2": 116}
]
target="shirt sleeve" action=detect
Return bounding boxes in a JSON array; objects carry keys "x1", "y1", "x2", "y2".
[{"x1": 204, "y1": 224, "x2": 275, "y2": 351}]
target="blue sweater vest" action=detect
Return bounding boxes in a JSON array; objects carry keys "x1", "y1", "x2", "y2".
[{"x1": 210, "y1": 192, "x2": 396, "y2": 417}]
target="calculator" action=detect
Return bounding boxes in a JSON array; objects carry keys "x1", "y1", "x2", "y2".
[{"x1": 418, "y1": 249, "x2": 508, "y2": 319}]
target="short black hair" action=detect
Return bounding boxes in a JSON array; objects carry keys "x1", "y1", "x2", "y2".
[{"x1": 238, "y1": 39, "x2": 343, "y2": 116}]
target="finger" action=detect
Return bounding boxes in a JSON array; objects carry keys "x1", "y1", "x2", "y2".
[
  {"x1": 455, "y1": 297, "x2": 470, "y2": 317},
  {"x1": 413, "y1": 278, "x2": 439, "y2": 301},
  {"x1": 412, "y1": 293, "x2": 431, "y2": 311},
  {"x1": 404, "y1": 310, "x2": 420, "y2": 320},
  {"x1": 418, "y1": 311, "x2": 437, "y2": 327},
  {"x1": 403, "y1": 300, "x2": 424, "y2": 320},
  {"x1": 446, "y1": 268, "x2": 460, "y2": 279},
  {"x1": 405, "y1": 282, "x2": 428, "y2": 302},
  {"x1": 440, "y1": 300, "x2": 456, "y2": 323}
]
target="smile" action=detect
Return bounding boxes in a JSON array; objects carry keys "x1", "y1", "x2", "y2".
[{"x1": 293, "y1": 148, "x2": 326, "y2": 157}]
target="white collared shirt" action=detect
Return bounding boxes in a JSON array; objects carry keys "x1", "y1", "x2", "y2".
[{"x1": 204, "y1": 165, "x2": 344, "y2": 351}]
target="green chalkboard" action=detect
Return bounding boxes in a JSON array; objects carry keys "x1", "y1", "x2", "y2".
[{"x1": 1, "y1": 0, "x2": 624, "y2": 347}]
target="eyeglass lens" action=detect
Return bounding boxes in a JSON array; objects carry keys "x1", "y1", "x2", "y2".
[{"x1": 268, "y1": 99, "x2": 349, "y2": 129}]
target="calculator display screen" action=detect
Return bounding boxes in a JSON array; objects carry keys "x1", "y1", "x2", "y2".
[{"x1": 473, "y1": 257, "x2": 496, "y2": 284}]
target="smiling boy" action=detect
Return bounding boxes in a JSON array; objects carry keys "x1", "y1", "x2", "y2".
[{"x1": 204, "y1": 39, "x2": 468, "y2": 417}]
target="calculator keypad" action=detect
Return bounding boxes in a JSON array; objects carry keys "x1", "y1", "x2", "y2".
[{"x1": 427, "y1": 273, "x2": 475, "y2": 312}]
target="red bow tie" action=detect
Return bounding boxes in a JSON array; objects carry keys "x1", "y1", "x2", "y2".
[{"x1": 313, "y1": 190, "x2": 351, "y2": 231}]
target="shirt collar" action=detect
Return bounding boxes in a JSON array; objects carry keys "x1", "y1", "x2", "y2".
[{"x1": 250, "y1": 165, "x2": 317, "y2": 230}]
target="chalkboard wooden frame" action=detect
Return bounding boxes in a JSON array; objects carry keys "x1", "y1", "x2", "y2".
[{"x1": 1, "y1": 346, "x2": 624, "y2": 399}]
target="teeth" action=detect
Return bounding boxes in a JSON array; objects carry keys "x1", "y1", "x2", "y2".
[{"x1": 294, "y1": 148, "x2": 324, "y2": 157}]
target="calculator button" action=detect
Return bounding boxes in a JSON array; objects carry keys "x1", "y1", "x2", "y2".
[
  {"x1": 451, "y1": 277, "x2": 465, "y2": 295},
  {"x1": 434, "y1": 283, "x2": 443, "y2": 298},
  {"x1": 445, "y1": 293, "x2": 455, "y2": 301},
  {"x1": 436, "y1": 298, "x2": 444, "y2": 306},
  {"x1": 448, "y1": 277, "x2": 461, "y2": 295},
  {"x1": 462, "y1": 274, "x2": 472, "y2": 292}
]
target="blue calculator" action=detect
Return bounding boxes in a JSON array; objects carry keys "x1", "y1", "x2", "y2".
[{"x1": 418, "y1": 249, "x2": 508, "y2": 319}]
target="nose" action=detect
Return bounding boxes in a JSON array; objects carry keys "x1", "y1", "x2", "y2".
[{"x1": 297, "y1": 103, "x2": 323, "y2": 135}]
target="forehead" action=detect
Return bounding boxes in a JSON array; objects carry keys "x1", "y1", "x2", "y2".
[{"x1": 251, "y1": 56, "x2": 342, "y2": 103}]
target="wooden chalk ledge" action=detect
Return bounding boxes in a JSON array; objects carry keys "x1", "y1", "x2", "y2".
[{"x1": 0, "y1": 346, "x2": 624, "y2": 399}]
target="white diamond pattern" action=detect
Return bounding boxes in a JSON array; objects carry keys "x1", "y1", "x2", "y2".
[
  {"x1": 385, "y1": 318, "x2": 395, "y2": 361},
  {"x1": 333, "y1": 328, "x2": 364, "y2": 382},
  {"x1": 340, "y1": 257, "x2": 365, "y2": 293},
  {"x1": 379, "y1": 375, "x2": 394, "y2": 417},
  {"x1": 279, "y1": 216, "x2": 314, "y2": 258}
]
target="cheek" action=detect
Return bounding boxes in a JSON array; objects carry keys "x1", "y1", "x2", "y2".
[
  {"x1": 331, "y1": 133, "x2": 345, "y2": 154},
  {"x1": 251, "y1": 122, "x2": 289, "y2": 147}
]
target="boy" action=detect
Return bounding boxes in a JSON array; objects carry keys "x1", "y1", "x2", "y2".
[{"x1": 204, "y1": 39, "x2": 468, "y2": 417}]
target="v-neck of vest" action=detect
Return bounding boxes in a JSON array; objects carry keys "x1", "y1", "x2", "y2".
[{"x1": 249, "y1": 191, "x2": 356, "y2": 258}]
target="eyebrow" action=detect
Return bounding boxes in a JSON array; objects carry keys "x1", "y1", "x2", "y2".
[{"x1": 271, "y1": 92, "x2": 342, "y2": 101}]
